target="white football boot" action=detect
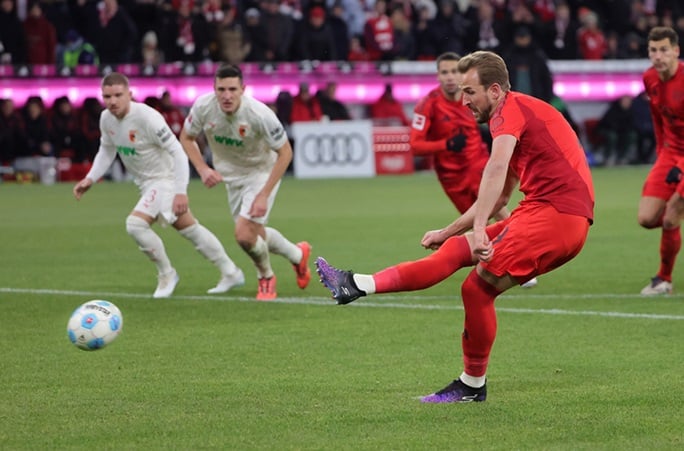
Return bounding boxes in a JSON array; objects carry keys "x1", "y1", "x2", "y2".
[
  {"x1": 153, "y1": 269, "x2": 179, "y2": 298},
  {"x1": 207, "y1": 269, "x2": 245, "y2": 294}
]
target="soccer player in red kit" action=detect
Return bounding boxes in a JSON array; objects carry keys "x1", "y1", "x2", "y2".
[
  {"x1": 410, "y1": 52, "x2": 508, "y2": 220},
  {"x1": 413, "y1": 52, "x2": 538, "y2": 288},
  {"x1": 315, "y1": 51, "x2": 594, "y2": 403},
  {"x1": 638, "y1": 26, "x2": 684, "y2": 295}
]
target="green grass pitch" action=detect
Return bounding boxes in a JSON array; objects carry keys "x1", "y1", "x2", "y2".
[{"x1": 1, "y1": 167, "x2": 683, "y2": 450}]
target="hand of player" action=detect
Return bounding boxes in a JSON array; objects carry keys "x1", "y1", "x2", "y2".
[
  {"x1": 446, "y1": 133, "x2": 466, "y2": 152},
  {"x1": 199, "y1": 167, "x2": 223, "y2": 188},
  {"x1": 172, "y1": 193, "x2": 189, "y2": 216},
  {"x1": 665, "y1": 166, "x2": 682, "y2": 184},
  {"x1": 248, "y1": 192, "x2": 268, "y2": 218},
  {"x1": 73, "y1": 178, "x2": 93, "y2": 200},
  {"x1": 472, "y1": 229, "x2": 493, "y2": 262},
  {"x1": 421, "y1": 229, "x2": 448, "y2": 250}
]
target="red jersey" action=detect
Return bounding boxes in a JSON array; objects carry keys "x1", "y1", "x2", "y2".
[
  {"x1": 291, "y1": 95, "x2": 323, "y2": 123},
  {"x1": 370, "y1": 95, "x2": 411, "y2": 126},
  {"x1": 160, "y1": 107, "x2": 185, "y2": 137},
  {"x1": 489, "y1": 91, "x2": 594, "y2": 222},
  {"x1": 643, "y1": 62, "x2": 684, "y2": 156},
  {"x1": 410, "y1": 86, "x2": 489, "y2": 182},
  {"x1": 577, "y1": 28, "x2": 607, "y2": 60},
  {"x1": 363, "y1": 15, "x2": 394, "y2": 60}
]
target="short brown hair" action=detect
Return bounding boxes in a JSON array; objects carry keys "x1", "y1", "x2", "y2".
[
  {"x1": 457, "y1": 51, "x2": 511, "y2": 92},
  {"x1": 648, "y1": 26, "x2": 679, "y2": 46},
  {"x1": 436, "y1": 51, "x2": 460, "y2": 68},
  {"x1": 101, "y1": 72, "x2": 130, "y2": 89}
]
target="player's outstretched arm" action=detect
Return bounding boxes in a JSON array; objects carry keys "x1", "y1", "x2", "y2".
[
  {"x1": 248, "y1": 141, "x2": 293, "y2": 218},
  {"x1": 74, "y1": 145, "x2": 117, "y2": 200}
]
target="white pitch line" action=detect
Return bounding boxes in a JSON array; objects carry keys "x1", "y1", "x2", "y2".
[{"x1": 2, "y1": 287, "x2": 684, "y2": 321}]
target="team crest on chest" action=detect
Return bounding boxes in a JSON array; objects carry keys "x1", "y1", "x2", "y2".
[
  {"x1": 238, "y1": 124, "x2": 248, "y2": 137},
  {"x1": 128, "y1": 130, "x2": 137, "y2": 142}
]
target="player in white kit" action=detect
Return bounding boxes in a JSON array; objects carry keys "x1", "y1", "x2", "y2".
[
  {"x1": 73, "y1": 72, "x2": 245, "y2": 298},
  {"x1": 179, "y1": 64, "x2": 311, "y2": 301}
]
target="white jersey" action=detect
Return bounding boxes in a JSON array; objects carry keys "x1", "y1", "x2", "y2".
[
  {"x1": 90, "y1": 101, "x2": 189, "y2": 193},
  {"x1": 184, "y1": 93, "x2": 288, "y2": 181}
]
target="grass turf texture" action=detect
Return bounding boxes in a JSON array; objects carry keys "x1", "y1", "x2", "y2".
[{"x1": 1, "y1": 167, "x2": 683, "y2": 450}]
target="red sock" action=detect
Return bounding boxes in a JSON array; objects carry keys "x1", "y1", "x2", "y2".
[
  {"x1": 373, "y1": 236, "x2": 474, "y2": 293},
  {"x1": 658, "y1": 227, "x2": 681, "y2": 282},
  {"x1": 460, "y1": 270, "x2": 502, "y2": 377}
]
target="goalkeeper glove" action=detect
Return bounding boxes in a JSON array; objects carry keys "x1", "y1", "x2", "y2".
[
  {"x1": 446, "y1": 134, "x2": 466, "y2": 152},
  {"x1": 666, "y1": 166, "x2": 682, "y2": 184}
]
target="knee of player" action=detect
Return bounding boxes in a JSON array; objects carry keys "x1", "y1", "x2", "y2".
[
  {"x1": 173, "y1": 213, "x2": 197, "y2": 232},
  {"x1": 637, "y1": 213, "x2": 660, "y2": 229},
  {"x1": 234, "y1": 222, "x2": 260, "y2": 247},
  {"x1": 234, "y1": 230, "x2": 256, "y2": 250},
  {"x1": 662, "y1": 216, "x2": 682, "y2": 230},
  {"x1": 125, "y1": 215, "x2": 151, "y2": 236}
]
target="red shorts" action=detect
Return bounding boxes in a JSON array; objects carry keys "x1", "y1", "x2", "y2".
[
  {"x1": 439, "y1": 164, "x2": 486, "y2": 214},
  {"x1": 481, "y1": 203, "x2": 590, "y2": 282},
  {"x1": 642, "y1": 153, "x2": 681, "y2": 199},
  {"x1": 442, "y1": 182, "x2": 479, "y2": 214}
]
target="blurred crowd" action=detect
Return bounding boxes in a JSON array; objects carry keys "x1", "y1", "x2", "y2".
[
  {"x1": 1, "y1": 0, "x2": 684, "y2": 66},
  {"x1": 1, "y1": 0, "x2": 674, "y2": 180},
  {"x1": 0, "y1": 91, "x2": 186, "y2": 181},
  {"x1": 0, "y1": 78, "x2": 411, "y2": 177}
]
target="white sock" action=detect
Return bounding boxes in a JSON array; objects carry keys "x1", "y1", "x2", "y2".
[
  {"x1": 125, "y1": 215, "x2": 173, "y2": 274},
  {"x1": 353, "y1": 274, "x2": 375, "y2": 294},
  {"x1": 247, "y1": 235, "x2": 274, "y2": 279},
  {"x1": 265, "y1": 226, "x2": 301, "y2": 264},
  {"x1": 460, "y1": 372, "x2": 486, "y2": 389},
  {"x1": 179, "y1": 222, "x2": 239, "y2": 276}
]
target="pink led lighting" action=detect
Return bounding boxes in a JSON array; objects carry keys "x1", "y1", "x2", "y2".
[{"x1": 0, "y1": 73, "x2": 645, "y2": 107}]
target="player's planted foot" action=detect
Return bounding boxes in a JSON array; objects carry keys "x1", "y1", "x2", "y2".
[
  {"x1": 153, "y1": 269, "x2": 179, "y2": 298},
  {"x1": 293, "y1": 241, "x2": 312, "y2": 289},
  {"x1": 640, "y1": 276, "x2": 673, "y2": 295},
  {"x1": 315, "y1": 257, "x2": 366, "y2": 304},
  {"x1": 420, "y1": 379, "x2": 487, "y2": 403},
  {"x1": 256, "y1": 276, "x2": 277, "y2": 301},
  {"x1": 208, "y1": 269, "x2": 245, "y2": 294}
]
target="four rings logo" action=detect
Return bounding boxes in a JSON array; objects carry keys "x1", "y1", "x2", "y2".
[{"x1": 299, "y1": 132, "x2": 369, "y2": 166}]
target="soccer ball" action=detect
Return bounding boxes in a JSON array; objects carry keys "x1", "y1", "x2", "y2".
[{"x1": 67, "y1": 300, "x2": 123, "y2": 351}]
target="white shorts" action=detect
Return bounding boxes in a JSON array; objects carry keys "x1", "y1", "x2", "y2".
[
  {"x1": 133, "y1": 180, "x2": 177, "y2": 226},
  {"x1": 225, "y1": 172, "x2": 280, "y2": 225}
]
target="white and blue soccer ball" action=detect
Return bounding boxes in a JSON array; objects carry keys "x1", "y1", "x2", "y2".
[{"x1": 67, "y1": 300, "x2": 123, "y2": 351}]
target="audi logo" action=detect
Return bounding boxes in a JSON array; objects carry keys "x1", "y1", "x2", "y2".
[{"x1": 299, "y1": 133, "x2": 369, "y2": 166}]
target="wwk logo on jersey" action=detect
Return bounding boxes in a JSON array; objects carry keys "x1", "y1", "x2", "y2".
[
  {"x1": 214, "y1": 135, "x2": 244, "y2": 147},
  {"x1": 117, "y1": 145, "x2": 136, "y2": 156}
]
